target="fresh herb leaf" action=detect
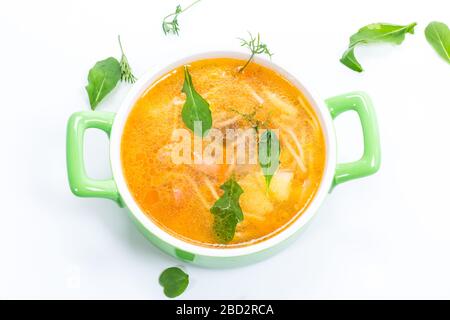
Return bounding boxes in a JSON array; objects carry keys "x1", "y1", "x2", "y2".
[
  {"x1": 340, "y1": 46, "x2": 362, "y2": 72},
  {"x1": 162, "y1": 0, "x2": 202, "y2": 36},
  {"x1": 238, "y1": 32, "x2": 273, "y2": 72},
  {"x1": 340, "y1": 22, "x2": 417, "y2": 72},
  {"x1": 162, "y1": 5, "x2": 182, "y2": 35},
  {"x1": 181, "y1": 66, "x2": 212, "y2": 136},
  {"x1": 210, "y1": 177, "x2": 244, "y2": 243},
  {"x1": 230, "y1": 108, "x2": 271, "y2": 133},
  {"x1": 258, "y1": 130, "x2": 280, "y2": 188},
  {"x1": 85, "y1": 57, "x2": 121, "y2": 110},
  {"x1": 159, "y1": 267, "x2": 189, "y2": 298},
  {"x1": 118, "y1": 35, "x2": 137, "y2": 83},
  {"x1": 425, "y1": 21, "x2": 450, "y2": 64},
  {"x1": 230, "y1": 108, "x2": 258, "y2": 132}
]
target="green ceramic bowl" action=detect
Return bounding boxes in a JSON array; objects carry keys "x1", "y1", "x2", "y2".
[{"x1": 67, "y1": 52, "x2": 381, "y2": 268}]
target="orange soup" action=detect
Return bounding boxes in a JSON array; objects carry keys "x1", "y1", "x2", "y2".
[{"x1": 121, "y1": 58, "x2": 326, "y2": 247}]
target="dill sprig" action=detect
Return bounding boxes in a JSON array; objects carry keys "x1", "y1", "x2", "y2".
[
  {"x1": 230, "y1": 108, "x2": 271, "y2": 133},
  {"x1": 118, "y1": 35, "x2": 137, "y2": 83},
  {"x1": 162, "y1": 0, "x2": 202, "y2": 36},
  {"x1": 238, "y1": 32, "x2": 273, "y2": 72}
]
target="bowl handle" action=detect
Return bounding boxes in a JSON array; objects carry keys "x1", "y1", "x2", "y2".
[
  {"x1": 325, "y1": 92, "x2": 381, "y2": 189},
  {"x1": 66, "y1": 111, "x2": 123, "y2": 207}
]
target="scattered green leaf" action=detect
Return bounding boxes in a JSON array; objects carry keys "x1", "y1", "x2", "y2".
[
  {"x1": 210, "y1": 177, "x2": 244, "y2": 243},
  {"x1": 118, "y1": 35, "x2": 137, "y2": 83},
  {"x1": 238, "y1": 32, "x2": 273, "y2": 72},
  {"x1": 340, "y1": 46, "x2": 362, "y2": 72},
  {"x1": 340, "y1": 22, "x2": 417, "y2": 72},
  {"x1": 181, "y1": 66, "x2": 212, "y2": 136},
  {"x1": 162, "y1": 0, "x2": 202, "y2": 36},
  {"x1": 85, "y1": 57, "x2": 121, "y2": 110},
  {"x1": 159, "y1": 267, "x2": 189, "y2": 298},
  {"x1": 258, "y1": 130, "x2": 280, "y2": 188},
  {"x1": 425, "y1": 21, "x2": 450, "y2": 64}
]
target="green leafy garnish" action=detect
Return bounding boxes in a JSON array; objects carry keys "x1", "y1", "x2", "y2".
[
  {"x1": 85, "y1": 57, "x2": 121, "y2": 110},
  {"x1": 258, "y1": 130, "x2": 280, "y2": 188},
  {"x1": 210, "y1": 177, "x2": 244, "y2": 243},
  {"x1": 118, "y1": 35, "x2": 137, "y2": 83},
  {"x1": 230, "y1": 108, "x2": 258, "y2": 132},
  {"x1": 159, "y1": 267, "x2": 189, "y2": 298},
  {"x1": 162, "y1": 0, "x2": 202, "y2": 36},
  {"x1": 181, "y1": 66, "x2": 212, "y2": 136},
  {"x1": 340, "y1": 22, "x2": 417, "y2": 72},
  {"x1": 425, "y1": 21, "x2": 450, "y2": 64},
  {"x1": 238, "y1": 32, "x2": 273, "y2": 72},
  {"x1": 85, "y1": 37, "x2": 137, "y2": 109}
]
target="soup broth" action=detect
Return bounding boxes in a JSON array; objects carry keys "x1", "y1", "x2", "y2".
[{"x1": 121, "y1": 58, "x2": 326, "y2": 247}]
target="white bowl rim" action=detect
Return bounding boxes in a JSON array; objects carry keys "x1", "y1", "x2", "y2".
[{"x1": 110, "y1": 51, "x2": 336, "y2": 258}]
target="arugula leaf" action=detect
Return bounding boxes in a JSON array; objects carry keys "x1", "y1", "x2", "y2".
[
  {"x1": 159, "y1": 267, "x2": 189, "y2": 298},
  {"x1": 258, "y1": 130, "x2": 280, "y2": 188},
  {"x1": 340, "y1": 46, "x2": 363, "y2": 72},
  {"x1": 340, "y1": 22, "x2": 417, "y2": 72},
  {"x1": 210, "y1": 177, "x2": 244, "y2": 243},
  {"x1": 181, "y1": 66, "x2": 212, "y2": 136},
  {"x1": 85, "y1": 57, "x2": 121, "y2": 110},
  {"x1": 425, "y1": 21, "x2": 450, "y2": 64}
]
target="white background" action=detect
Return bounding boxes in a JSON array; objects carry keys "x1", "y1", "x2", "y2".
[{"x1": 0, "y1": 0, "x2": 449, "y2": 299}]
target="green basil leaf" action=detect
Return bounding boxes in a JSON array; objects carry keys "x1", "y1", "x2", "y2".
[
  {"x1": 210, "y1": 177, "x2": 244, "y2": 243},
  {"x1": 425, "y1": 21, "x2": 450, "y2": 64},
  {"x1": 85, "y1": 57, "x2": 121, "y2": 110},
  {"x1": 340, "y1": 22, "x2": 417, "y2": 72},
  {"x1": 159, "y1": 267, "x2": 189, "y2": 298},
  {"x1": 181, "y1": 66, "x2": 212, "y2": 136},
  {"x1": 258, "y1": 130, "x2": 280, "y2": 188}
]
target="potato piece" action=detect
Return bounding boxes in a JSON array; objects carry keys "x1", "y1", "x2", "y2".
[
  {"x1": 269, "y1": 171, "x2": 294, "y2": 201},
  {"x1": 239, "y1": 173, "x2": 273, "y2": 218}
]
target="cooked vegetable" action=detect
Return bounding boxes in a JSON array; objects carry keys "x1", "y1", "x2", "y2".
[
  {"x1": 239, "y1": 172, "x2": 274, "y2": 219},
  {"x1": 269, "y1": 171, "x2": 293, "y2": 201}
]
